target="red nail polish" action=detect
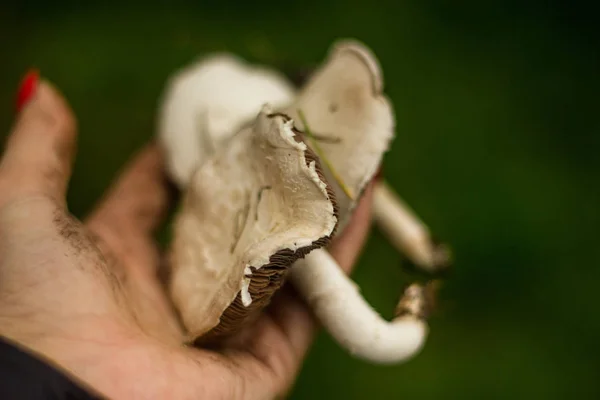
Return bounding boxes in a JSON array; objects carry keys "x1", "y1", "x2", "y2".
[
  {"x1": 374, "y1": 165, "x2": 384, "y2": 181},
  {"x1": 15, "y1": 69, "x2": 40, "y2": 113}
]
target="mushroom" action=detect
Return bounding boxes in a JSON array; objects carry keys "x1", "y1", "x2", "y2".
[
  {"x1": 157, "y1": 40, "x2": 450, "y2": 363},
  {"x1": 158, "y1": 53, "x2": 295, "y2": 188},
  {"x1": 167, "y1": 105, "x2": 338, "y2": 343}
]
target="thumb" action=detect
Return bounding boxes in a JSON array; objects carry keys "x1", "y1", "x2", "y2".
[{"x1": 0, "y1": 72, "x2": 78, "y2": 206}]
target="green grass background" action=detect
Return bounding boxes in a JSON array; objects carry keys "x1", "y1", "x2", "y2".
[{"x1": 1, "y1": 1, "x2": 599, "y2": 398}]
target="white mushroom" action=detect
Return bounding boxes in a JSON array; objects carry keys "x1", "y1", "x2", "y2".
[
  {"x1": 167, "y1": 106, "x2": 337, "y2": 343},
  {"x1": 158, "y1": 54, "x2": 295, "y2": 188},
  {"x1": 157, "y1": 40, "x2": 450, "y2": 362}
]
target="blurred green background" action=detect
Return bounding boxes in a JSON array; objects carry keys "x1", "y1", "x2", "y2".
[{"x1": 1, "y1": 1, "x2": 599, "y2": 398}]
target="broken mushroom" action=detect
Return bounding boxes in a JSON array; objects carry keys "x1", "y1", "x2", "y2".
[
  {"x1": 167, "y1": 106, "x2": 337, "y2": 343},
  {"x1": 157, "y1": 40, "x2": 450, "y2": 363}
]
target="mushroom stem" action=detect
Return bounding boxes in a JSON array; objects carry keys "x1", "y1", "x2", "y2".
[
  {"x1": 373, "y1": 181, "x2": 452, "y2": 273},
  {"x1": 290, "y1": 248, "x2": 428, "y2": 364}
]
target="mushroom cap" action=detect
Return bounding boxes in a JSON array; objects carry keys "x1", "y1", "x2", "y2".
[
  {"x1": 158, "y1": 54, "x2": 296, "y2": 188},
  {"x1": 282, "y1": 40, "x2": 395, "y2": 230},
  {"x1": 168, "y1": 106, "x2": 338, "y2": 342}
]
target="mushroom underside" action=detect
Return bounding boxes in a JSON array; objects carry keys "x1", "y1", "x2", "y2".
[{"x1": 168, "y1": 107, "x2": 337, "y2": 342}]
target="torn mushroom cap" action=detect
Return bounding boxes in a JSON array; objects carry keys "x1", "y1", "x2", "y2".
[
  {"x1": 168, "y1": 105, "x2": 338, "y2": 343},
  {"x1": 281, "y1": 40, "x2": 394, "y2": 231},
  {"x1": 158, "y1": 54, "x2": 296, "y2": 189}
]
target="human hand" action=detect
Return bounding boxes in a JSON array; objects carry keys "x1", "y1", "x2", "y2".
[{"x1": 0, "y1": 76, "x2": 376, "y2": 399}]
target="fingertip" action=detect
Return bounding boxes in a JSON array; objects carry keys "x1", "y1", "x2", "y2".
[
  {"x1": 129, "y1": 142, "x2": 166, "y2": 175},
  {"x1": 13, "y1": 79, "x2": 78, "y2": 146},
  {"x1": 15, "y1": 69, "x2": 40, "y2": 114},
  {"x1": 14, "y1": 72, "x2": 76, "y2": 133},
  {"x1": 34, "y1": 80, "x2": 78, "y2": 135},
  {"x1": 1, "y1": 78, "x2": 78, "y2": 203}
]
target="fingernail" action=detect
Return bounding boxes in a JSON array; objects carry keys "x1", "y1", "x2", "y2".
[
  {"x1": 374, "y1": 165, "x2": 384, "y2": 181},
  {"x1": 15, "y1": 69, "x2": 40, "y2": 113}
]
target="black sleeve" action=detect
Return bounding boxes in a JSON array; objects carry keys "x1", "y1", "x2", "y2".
[{"x1": 0, "y1": 336, "x2": 104, "y2": 400}]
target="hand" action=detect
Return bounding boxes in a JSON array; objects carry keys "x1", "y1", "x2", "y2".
[{"x1": 0, "y1": 78, "x2": 375, "y2": 399}]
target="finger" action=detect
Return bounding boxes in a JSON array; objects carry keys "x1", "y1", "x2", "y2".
[
  {"x1": 85, "y1": 142, "x2": 171, "y2": 284},
  {"x1": 0, "y1": 78, "x2": 77, "y2": 205},
  {"x1": 85, "y1": 143, "x2": 183, "y2": 342},
  {"x1": 228, "y1": 181, "x2": 376, "y2": 398},
  {"x1": 327, "y1": 181, "x2": 376, "y2": 273},
  {"x1": 85, "y1": 143, "x2": 170, "y2": 240}
]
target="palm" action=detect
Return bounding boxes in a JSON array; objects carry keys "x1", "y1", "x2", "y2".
[{"x1": 0, "y1": 80, "x2": 373, "y2": 399}]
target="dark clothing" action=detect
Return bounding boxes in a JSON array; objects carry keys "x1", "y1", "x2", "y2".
[{"x1": 0, "y1": 336, "x2": 101, "y2": 399}]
